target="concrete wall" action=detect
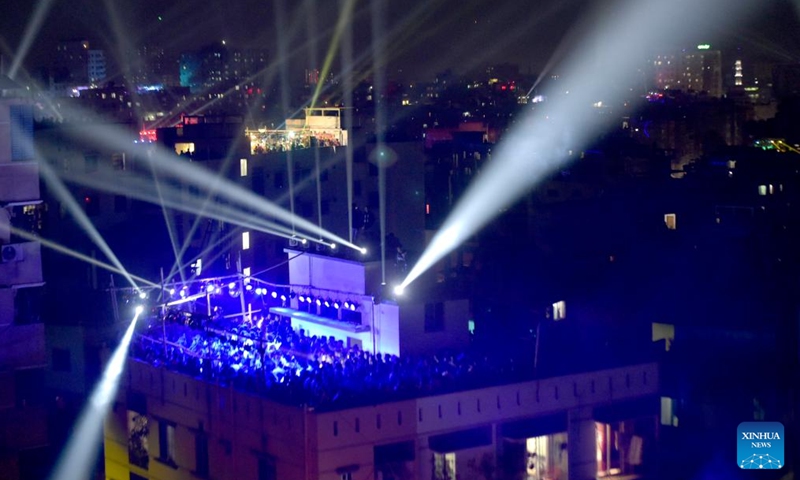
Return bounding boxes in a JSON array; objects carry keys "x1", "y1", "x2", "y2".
[
  {"x1": 398, "y1": 299, "x2": 471, "y2": 356},
  {"x1": 0, "y1": 242, "x2": 43, "y2": 286},
  {"x1": 0, "y1": 162, "x2": 39, "y2": 203},
  {"x1": 105, "y1": 359, "x2": 313, "y2": 480},
  {"x1": 287, "y1": 249, "x2": 366, "y2": 295}
]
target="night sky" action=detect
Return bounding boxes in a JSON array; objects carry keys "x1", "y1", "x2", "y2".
[{"x1": 2, "y1": 0, "x2": 800, "y2": 82}]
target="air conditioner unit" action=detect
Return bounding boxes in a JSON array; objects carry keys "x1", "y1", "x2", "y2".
[{"x1": 1, "y1": 244, "x2": 24, "y2": 263}]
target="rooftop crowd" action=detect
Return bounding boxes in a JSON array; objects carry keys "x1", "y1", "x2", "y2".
[{"x1": 130, "y1": 308, "x2": 529, "y2": 410}]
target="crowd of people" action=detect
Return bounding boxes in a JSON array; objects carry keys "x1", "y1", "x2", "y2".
[
  {"x1": 130, "y1": 309, "x2": 529, "y2": 410},
  {"x1": 250, "y1": 131, "x2": 341, "y2": 154}
]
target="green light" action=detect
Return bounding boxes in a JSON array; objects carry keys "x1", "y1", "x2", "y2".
[
  {"x1": 158, "y1": 15, "x2": 162, "y2": 21},
  {"x1": 697, "y1": 44, "x2": 711, "y2": 50}
]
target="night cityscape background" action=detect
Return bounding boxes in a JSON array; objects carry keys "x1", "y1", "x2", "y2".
[{"x1": 1, "y1": 0, "x2": 799, "y2": 479}]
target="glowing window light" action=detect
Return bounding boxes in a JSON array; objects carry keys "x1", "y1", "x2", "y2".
[{"x1": 240, "y1": 158, "x2": 248, "y2": 177}]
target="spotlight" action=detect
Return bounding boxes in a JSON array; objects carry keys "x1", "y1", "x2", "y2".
[
  {"x1": 271, "y1": 291, "x2": 278, "y2": 299},
  {"x1": 255, "y1": 288, "x2": 263, "y2": 295},
  {"x1": 228, "y1": 282, "x2": 236, "y2": 289},
  {"x1": 180, "y1": 289, "x2": 187, "y2": 298},
  {"x1": 169, "y1": 288, "x2": 176, "y2": 295},
  {"x1": 349, "y1": 303, "x2": 356, "y2": 311},
  {"x1": 245, "y1": 284, "x2": 253, "y2": 291},
  {"x1": 301, "y1": 238, "x2": 308, "y2": 245},
  {"x1": 344, "y1": 301, "x2": 350, "y2": 309},
  {"x1": 135, "y1": 305, "x2": 144, "y2": 314},
  {"x1": 299, "y1": 295, "x2": 306, "y2": 303},
  {"x1": 324, "y1": 299, "x2": 330, "y2": 307},
  {"x1": 394, "y1": 285, "x2": 404, "y2": 296},
  {"x1": 206, "y1": 284, "x2": 216, "y2": 294},
  {"x1": 360, "y1": 247, "x2": 367, "y2": 255},
  {"x1": 138, "y1": 291, "x2": 146, "y2": 300},
  {"x1": 280, "y1": 294, "x2": 287, "y2": 301},
  {"x1": 316, "y1": 298, "x2": 322, "y2": 306},
  {"x1": 330, "y1": 243, "x2": 337, "y2": 250},
  {"x1": 333, "y1": 301, "x2": 340, "y2": 309}
]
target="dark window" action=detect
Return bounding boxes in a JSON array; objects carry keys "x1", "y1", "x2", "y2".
[
  {"x1": 10, "y1": 105, "x2": 34, "y2": 161},
  {"x1": 158, "y1": 421, "x2": 177, "y2": 465},
  {"x1": 258, "y1": 456, "x2": 277, "y2": 480},
  {"x1": 368, "y1": 192, "x2": 379, "y2": 209},
  {"x1": 424, "y1": 302, "x2": 445, "y2": 332},
  {"x1": 52, "y1": 348, "x2": 71, "y2": 372},
  {"x1": 83, "y1": 194, "x2": 99, "y2": 216},
  {"x1": 195, "y1": 434, "x2": 209, "y2": 477},
  {"x1": 252, "y1": 167, "x2": 265, "y2": 194},
  {"x1": 84, "y1": 153, "x2": 99, "y2": 173},
  {"x1": 114, "y1": 195, "x2": 128, "y2": 213}
]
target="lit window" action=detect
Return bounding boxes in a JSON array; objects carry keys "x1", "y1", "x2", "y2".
[
  {"x1": 758, "y1": 185, "x2": 767, "y2": 196},
  {"x1": 664, "y1": 213, "x2": 677, "y2": 230},
  {"x1": 552, "y1": 301, "x2": 566, "y2": 320},
  {"x1": 242, "y1": 231, "x2": 250, "y2": 250}
]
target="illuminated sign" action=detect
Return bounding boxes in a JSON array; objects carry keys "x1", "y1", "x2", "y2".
[{"x1": 697, "y1": 44, "x2": 711, "y2": 50}]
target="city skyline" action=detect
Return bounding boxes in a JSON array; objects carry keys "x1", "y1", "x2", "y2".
[{"x1": 2, "y1": 0, "x2": 800, "y2": 83}]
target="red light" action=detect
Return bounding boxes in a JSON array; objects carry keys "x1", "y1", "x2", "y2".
[
  {"x1": 425, "y1": 204, "x2": 430, "y2": 215},
  {"x1": 247, "y1": 88, "x2": 253, "y2": 95},
  {"x1": 501, "y1": 85, "x2": 507, "y2": 90},
  {"x1": 84, "y1": 196, "x2": 91, "y2": 203}
]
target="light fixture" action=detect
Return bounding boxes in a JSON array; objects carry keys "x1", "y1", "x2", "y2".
[
  {"x1": 333, "y1": 301, "x2": 340, "y2": 309},
  {"x1": 271, "y1": 291, "x2": 278, "y2": 299},
  {"x1": 316, "y1": 298, "x2": 322, "y2": 306},
  {"x1": 394, "y1": 285, "x2": 404, "y2": 295},
  {"x1": 228, "y1": 282, "x2": 236, "y2": 289}
]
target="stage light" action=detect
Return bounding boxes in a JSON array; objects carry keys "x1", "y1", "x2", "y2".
[
  {"x1": 349, "y1": 303, "x2": 356, "y2": 311},
  {"x1": 330, "y1": 243, "x2": 337, "y2": 250},
  {"x1": 333, "y1": 301, "x2": 340, "y2": 309},
  {"x1": 135, "y1": 305, "x2": 144, "y2": 314},
  {"x1": 169, "y1": 288, "x2": 176, "y2": 295},
  {"x1": 280, "y1": 294, "x2": 287, "y2": 301},
  {"x1": 360, "y1": 247, "x2": 367, "y2": 254},
  {"x1": 245, "y1": 284, "x2": 253, "y2": 291},
  {"x1": 138, "y1": 291, "x2": 147, "y2": 299},
  {"x1": 324, "y1": 299, "x2": 330, "y2": 307},
  {"x1": 394, "y1": 285, "x2": 404, "y2": 295},
  {"x1": 344, "y1": 301, "x2": 350, "y2": 309},
  {"x1": 206, "y1": 284, "x2": 216, "y2": 293},
  {"x1": 301, "y1": 238, "x2": 308, "y2": 245},
  {"x1": 299, "y1": 295, "x2": 306, "y2": 303},
  {"x1": 228, "y1": 282, "x2": 236, "y2": 289},
  {"x1": 271, "y1": 291, "x2": 278, "y2": 299},
  {"x1": 316, "y1": 298, "x2": 322, "y2": 306},
  {"x1": 180, "y1": 289, "x2": 187, "y2": 298}
]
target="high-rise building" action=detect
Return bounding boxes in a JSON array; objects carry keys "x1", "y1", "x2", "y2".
[
  {"x1": 0, "y1": 76, "x2": 48, "y2": 480},
  {"x1": 650, "y1": 45, "x2": 723, "y2": 97},
  {"x1": 681, "y1": 46, "x2": 722, "y2": 97},
  {"x1": 53, "y1": 39, "x2": 90, "y2": 87},
  {"x1": 88, "y1": 50, "x2": 107, "y2": 85}
]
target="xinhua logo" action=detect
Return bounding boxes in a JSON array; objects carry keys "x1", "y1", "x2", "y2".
[{"x1": 737, "y1": 422, "x2": 784, "y2": 469}]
